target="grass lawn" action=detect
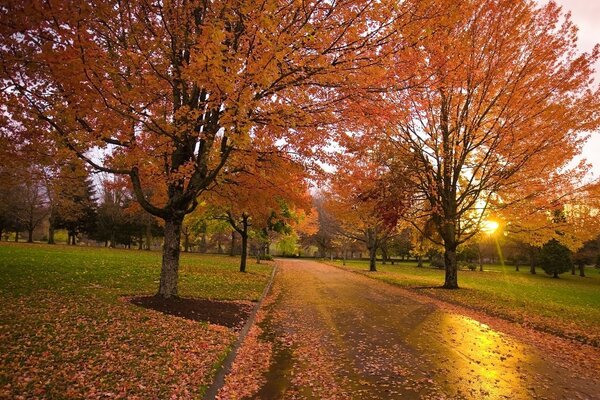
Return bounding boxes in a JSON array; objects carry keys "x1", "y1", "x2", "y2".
[
  {"x1": 326, "y1": 259, "x2": 600, "y2": 346},
  {"x1": 0, "y1": 242, "x2": 272, "y2": 399}
]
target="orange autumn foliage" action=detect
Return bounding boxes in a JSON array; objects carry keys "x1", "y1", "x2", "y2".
[
  {"x1": 364, "y1": 0, "x2": 600, "y2": 288},
  {"x1": 0, "y1": 0, "x2": 430, "y2": 297}
]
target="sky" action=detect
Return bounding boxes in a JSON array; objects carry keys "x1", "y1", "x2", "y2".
[{"x1": 553, "y1": 0, "x2": 600, "y2": 178}]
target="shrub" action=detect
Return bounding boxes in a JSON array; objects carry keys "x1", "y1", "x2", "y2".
[{"x1": 538, "y1": 239, "x2": 572, "y2": 278}]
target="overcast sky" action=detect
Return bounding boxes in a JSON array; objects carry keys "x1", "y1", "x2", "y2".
[{"x1": 552, "y1": 0, "x2": 600, "y2": 178}]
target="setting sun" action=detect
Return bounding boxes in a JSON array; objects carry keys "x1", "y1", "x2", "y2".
[{"x1": 482, "y1": 220, "x2": 500, "y2": 234}]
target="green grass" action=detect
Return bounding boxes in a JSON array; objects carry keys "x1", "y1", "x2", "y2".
[
  {"x1": 327, "y1": 259, "x2": 600, "y2": 345},
  {"x1": 0, "y1": 242, "x2": 272, "y2": 398}
]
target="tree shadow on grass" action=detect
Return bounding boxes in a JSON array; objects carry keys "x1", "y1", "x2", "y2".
[
  {"x1": 128, "y1": 296, "x2": 254, "y2": 330},
  {"x1": 410, "y1": 285, "x2": 445, "y2": 290}
]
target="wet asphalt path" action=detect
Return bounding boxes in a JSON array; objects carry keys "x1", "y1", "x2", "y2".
[{"x1": 252, "y1": 259, "x2": 599, "y2": 400}]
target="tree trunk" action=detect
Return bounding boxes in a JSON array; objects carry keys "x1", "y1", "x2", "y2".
[
  {"x1": 138, "y1": 230, "x2": 143, "y2": 250},
  {"x1": 478, "y1": 245, "x2": 483, "y2": 271},
  {"x1": 553, "y1": 271, "x2": 559, "y2": 278},
  {"x1": 368, "y1": 246, "x2": 377, "y2": 272},
  {"x1": 158, "y1": 217, "x2": 183, "y2": 298},
  {"x1": 230, "y1": 230, "x2": 236, "y2": 256},
  {"x1": 240, "y1": 233, "x2": 248, "y2": 272},
  {"x1": 48, "y1": 223, "x2": 55, "y2": 244},
  {"x1": 15, "y1": 231, "x2": 19, "y2": 242},
  {"x1": 515, "y1": 261, "x2": 520, "y2": 272},
  {"x1": 417, "y1": 255, "x2": 423, "y2": 268},
  {"x1": 110, "y1": 230, "x2": 116, "y2": 248},
  {"x1": 571, "y1": 264, "x2": 576, "y2": 275},
  {"x1": 183, "y1": 230, "x2": 190, "y2": 253},
  {"x1": 200, "y1": 233, "x2": 207, "y2": 253},
  {"x1": 381, "y1": 245, "x2": 388, "y2": 265},
  {"x1": 145, "y1": 222, "x2": 152, "y2": 250},
  {"x1": 240, "y1": 234, "x2": 248, "y2": 273},
  {"x1": 443, "y1": 245, "x2": 459, "y2": 288},
  {"x1": 27, "y1": 228, "x2": 34, "y2": 243},
  {"x1": 579, "y1": 263, "x2": 586, "y2": 277},
  {"x1": 529, "y1": 248, "x2": 536, "y2": 274},
  {"x1": 239, "y1": 217, "x2": 249, "y2": 272}
]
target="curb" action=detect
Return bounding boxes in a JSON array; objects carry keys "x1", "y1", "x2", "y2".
[{"x1": 203, "y1": 263, "x2": 278, "y2": 400}]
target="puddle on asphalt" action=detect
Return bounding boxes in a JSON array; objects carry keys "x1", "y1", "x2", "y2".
[{"x1": 251, "y1": 344, "x2": 294, "y2": 400}]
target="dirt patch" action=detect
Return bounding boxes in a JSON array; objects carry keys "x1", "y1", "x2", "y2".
[{"x1": 129, "y1": 296, "x2": 255, "y2": 330}]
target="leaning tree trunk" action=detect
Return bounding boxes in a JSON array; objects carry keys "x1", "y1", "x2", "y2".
[
  {"x1": 158, "y1": 216, "x2": 183, "y2": 298},
  {"x1": 240, "y1": 232, "x2": 248, "y2": 273}
]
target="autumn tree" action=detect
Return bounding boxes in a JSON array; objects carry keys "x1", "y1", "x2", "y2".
[
  {"x1": 326, "y1": 153, "x2": 408, "y2": 272},
  {"x1": 205, "y1": 149, "x2": 311, "y2": 272},
  {"x1": 0, "y1": 117, "x2": 51, "y2": 242},
  {"x1": 0, "y1": 0, "x2": 434, "y2": 297},
  {"x1": 21, "y1": 168, "x2": 50, "y2": 243},
  {"x1": 572, "y1": 238, "x2": 599, "y2": 277},
  {"x1": 374, "y1": 0, "x2": 600, "y2": 288},
  {"x1": 499, "y1": 179, "x2": 600, "y2": 275},
  {"x1": 48, "y1": 159, "x2": 97, "y2": 245}
]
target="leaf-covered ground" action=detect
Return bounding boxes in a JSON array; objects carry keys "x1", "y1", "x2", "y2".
[
  {"x1": 224, "y1": 259, "x2": 600, "y2": 399},
  {"x1": 328, "y1": 259, "x2": 600, "y2": 346},
  {"x1": 0, "y1": 243, "x2": 272, "y2": 399}
]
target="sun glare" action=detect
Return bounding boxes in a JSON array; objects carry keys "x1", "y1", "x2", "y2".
[{"x1": 482, "y1": 220, "x2": 499, "y2": 234}]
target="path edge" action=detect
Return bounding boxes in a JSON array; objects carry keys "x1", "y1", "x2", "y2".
[{"x1": 202, "y1": 263, "x2": 278, "y2": 400}]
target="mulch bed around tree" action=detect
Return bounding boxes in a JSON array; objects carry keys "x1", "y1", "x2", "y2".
[{"x1": 129, "y1": 296, "x2": 255, "y2": 331}]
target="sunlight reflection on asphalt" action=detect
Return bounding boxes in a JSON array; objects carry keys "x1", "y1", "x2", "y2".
[{"x1": 408, "y1": 313, "x2": 531, "y2": 398}]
